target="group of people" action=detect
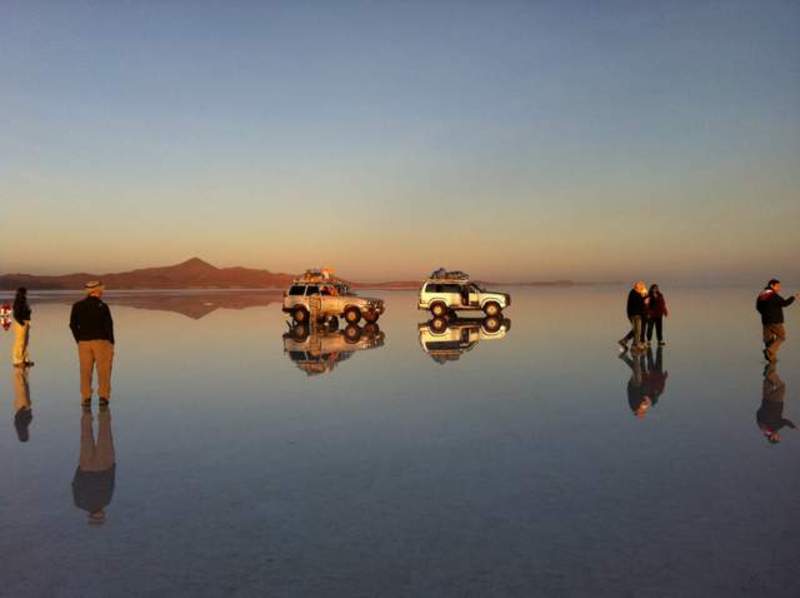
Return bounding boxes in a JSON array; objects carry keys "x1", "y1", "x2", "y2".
[
  {"x1": 618, "y1": 281, "x2": 669, "y2": 353},
  {"x1": 10, "y1": 280, "x2": 116, "y2": 407}
]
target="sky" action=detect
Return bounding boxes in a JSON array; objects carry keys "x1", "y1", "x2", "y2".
[{"x1": 1, "y1": 1, "x2": 798, "y2": 284}]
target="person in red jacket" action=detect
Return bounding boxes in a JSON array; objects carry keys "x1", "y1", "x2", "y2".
[{"x1": 645, "y1": 284, "x2": 669, "y2": 346}]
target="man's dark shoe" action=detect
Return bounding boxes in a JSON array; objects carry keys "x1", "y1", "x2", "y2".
[
  {"x1": 23, "y1": 361, "x2": 34, "y2": 367},
  {"x1": 99, "y1": 397, "x2": 109, "y2": 407},
  {"x1": 81, "y1": 397, "x2": 91, "y2": 408}
]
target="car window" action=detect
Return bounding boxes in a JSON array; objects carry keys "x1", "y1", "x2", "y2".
[
  {"x1": 288, "y1": 285, "x2": 305, "y2": 296},
  {"x1": 305, "y1": 286, "x2": 320, "y2": 296},
  {"x1": 441, "y1": 284, "x2": 462, "y2": 293},
  {"x1": 320, "y1": 287, "x2": 332, "y2": 296},
  {"x1": 425, "y1": 283, "x2": 440, "y2": 293}
]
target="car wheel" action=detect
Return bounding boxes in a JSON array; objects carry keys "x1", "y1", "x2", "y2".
[
  {"x1": 344, "y1": 307, "x2": 361, "y2": 324},
  {"x1": 430, "y1": 302, "x2": 447, "y2": 318},
  {"x1": 431, "y1": 317, "x2": 448, "y2": 333},
  {"x1": 482, "y1": 316, "x2": 501, "y2": 333},
  {"x1": 344, "y1": 324, "x2": 362, "y2": 343},
  {"x1": 483, "y1": 302, "x2": 501, "y2": 317},
  {"x1": 292, "y1": 307, "x2": 309, "y2": 323}
]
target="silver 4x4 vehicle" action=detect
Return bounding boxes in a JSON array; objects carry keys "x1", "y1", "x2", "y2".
[
  {"x1": 417, "y1": 270, "x2": 510, "y2": 318},
  {"x1": 283, "y1": 273, "x2": 385, "y2": 325}
]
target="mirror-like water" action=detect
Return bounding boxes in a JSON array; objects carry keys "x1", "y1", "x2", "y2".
[{"x1": 1, "y1": 288, "x2": 798, "y2": 597}]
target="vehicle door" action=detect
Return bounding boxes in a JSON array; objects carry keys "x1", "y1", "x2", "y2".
[
  {"x1": 306, "y1": 285, "x2": 322, "y2": 315},
  {"x1": 466, "y1": 284, "x2": 481, "y2": 307},
  {"x1": 441, "y1": 283, "x2": 462, "y2": 307}
]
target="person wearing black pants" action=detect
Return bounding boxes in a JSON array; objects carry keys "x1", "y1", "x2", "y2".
[{"x1": 645, "y1": 284, "x2": 668, "y2": 346}]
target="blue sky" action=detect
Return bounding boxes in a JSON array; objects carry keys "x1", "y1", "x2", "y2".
[{"x1": 1, "y1": 1, "x2": 798, "y2": 283}]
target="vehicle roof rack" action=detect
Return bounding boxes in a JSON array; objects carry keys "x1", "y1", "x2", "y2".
[{"x1": 428, "y1": 268, "x2": 470, "y2": 281}]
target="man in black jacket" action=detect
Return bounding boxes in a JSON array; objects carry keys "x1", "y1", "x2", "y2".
[
  {"x1": 618, "y1": 281, "x2": 647, "y2": 352},
  {"x1": 70, "y1": 281, "x2": 115, "y2": 407},
  {"x1": 756, "y1": 279, "x2": 799, "y2": 362}
]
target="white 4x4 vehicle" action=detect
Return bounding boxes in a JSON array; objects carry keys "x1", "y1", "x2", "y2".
[
  {"x1": 283, "y1": 272, "x2": 385, "y2": 325},
  {"x1": 418, "y1": 271, "x2": 510, "y2": 318}
]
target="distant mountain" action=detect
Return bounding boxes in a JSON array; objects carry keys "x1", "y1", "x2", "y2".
[
  {"x1": 0, "y1": 258, "x2": 608, "y2": 290},
  {"x1": 0, "y1": 258, "x2": 295, "y2": 290}
]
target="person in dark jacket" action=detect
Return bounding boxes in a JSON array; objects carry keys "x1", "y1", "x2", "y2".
[
  {"x1": 645, "y1": 284, "x2": 669, "y2": 346},
  {"x1": 70, "y1": 281, "x2": 115, "y2": 407},
  {"x1": 11, "y1": 287, "x2": 34, "y2": 368},
  {"x1": 757, "y1": 364, "x2": 795, "y2": 444},
  {"x1": 73, "y1": 405, "x2": 115, "y2": 524},
  {"x1": 618, "y1": 281, "x2": 647, "y2": 352},
  {"x1": 756, "y1": 278, "x2": 799, "y2": 362}
]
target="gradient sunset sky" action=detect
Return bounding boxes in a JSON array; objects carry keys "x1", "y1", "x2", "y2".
[{"x1": 1, "y1": 1, "x2": 798, "y2": 283}]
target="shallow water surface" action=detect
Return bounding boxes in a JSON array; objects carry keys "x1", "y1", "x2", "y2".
[{"x1": 1, "y1": 288, "x2": 798, "y2": 597}]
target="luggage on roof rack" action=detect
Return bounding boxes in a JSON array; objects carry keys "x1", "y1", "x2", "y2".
[{"x1": 429, "y1": 268, "x2": 470, "y2": 281}]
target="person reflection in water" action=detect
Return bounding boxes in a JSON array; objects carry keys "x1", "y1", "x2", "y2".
[
  {"x1": 72, "y1": 406, "x2": 116, "y2": 524},
  {"x1": 620, "y1": 351, "x2": 652, "y2": 418},
  {"x1": 13, "y1": 366, "x2": 33, "y2": 442},
  {"x1": 757, "y1": 365, "x2": 796, "y2": 444},
  {"x1": 620, "y1": 347, "x2": 668, "y2": 419}
]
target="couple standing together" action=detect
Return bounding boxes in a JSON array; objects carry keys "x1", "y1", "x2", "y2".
[
  {"x1": 10, "y1": 281, "x2": 115, "y2": 407},
  {"x1": 619, "y1": 281, "x2": 668, "y2": 353}
]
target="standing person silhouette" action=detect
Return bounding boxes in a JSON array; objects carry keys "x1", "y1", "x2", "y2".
[
  {"x1": 645, "y1": 284, "x2": 669, "y2": 347},
  {"x1": 69, "y1": 281, "x2": 115, "y2": 408},
  {"x1": 618, "y1": 281, "x2": 648, "y2": 353},
  {"x1": 12, "y1": 287, "x2": 34, "y2": 368},
  {"x1": 72, "y1": 405, "x2": 115, "y2": 524},
  {"x1": 756, "y1": 279, "x2": 799, "y2": 363}
]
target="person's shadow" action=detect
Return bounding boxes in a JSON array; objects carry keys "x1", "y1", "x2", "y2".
[
  {"x1": 13, "y1": 366, "x2": 33, "y2": 442},
  {"x1": 72, "y1": 406, "x2": 116, "y2": 524},
  {"x1": 620, "y1": 347, "x2": 668, "y2": 419},
  {"x1": 757, "y1": 364, "x2": 796, "y2": 444}
]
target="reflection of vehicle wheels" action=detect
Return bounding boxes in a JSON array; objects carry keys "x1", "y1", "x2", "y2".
[
  {"x1": 483, "y1": 302, "x2": 501, "y2": 317},
  {"x1": 431, "y1": 317, "x2": 448, "y2": 333},
  {"x1": 364, "y1": 322, "x2": 379, "y2": 336},
  {"x1": 344, "y1": 306, "x2": 362, "y2": 324},
  {"x1": 430, "y1": 302, "x2": 447, "y2": 318},
  {"x1": 482, "y1": 316, "x2": 501, "y2": 333},
  {"x1": 292, "y1": 307, "x2": 309, "y2": 323},
  {"x1": 290, "y1": 323, "x2": 310, "y2": 341},
  {"x1": 364, "y1": 309, "x2": 380, "y2": 323},
  {"x1": 344, "y1": 324, "x2": 362, "y2": 343}
]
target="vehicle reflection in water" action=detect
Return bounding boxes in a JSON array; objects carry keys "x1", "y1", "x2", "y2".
[
  {"x1": 757, "y1": 364, "x2": 796, "y2": 444},
  {"x1": 619, "y1": 347, "x2": 668, "y2": 418},
  {"x1": 283, "y1": 321, "x2": 385, "y2": 376},
  {"x1": 13, "y1": 367, "x2": 33, "y2": 442},
  {"x1": 73, "y1": 407, "x2": 116, "y2": 525},
  {"x1": 417, "y1": 316, "x2": 511, "y2": 365}
]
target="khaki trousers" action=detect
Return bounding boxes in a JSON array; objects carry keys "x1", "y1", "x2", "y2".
[
  {"x1": 12, "y1": 320, "x2": 30, "y2": 365},
  {"x1": 763, "y1": 324, "x2": 786, "y2": 359},
  {"x1": 78, "y1": 341, "x2": 114, "y2": 400}
]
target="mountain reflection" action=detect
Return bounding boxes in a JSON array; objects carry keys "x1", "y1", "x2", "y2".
[
  {"x1": 417, "y1": 316, "x2": 511, "y2": 364},
  {"x1": 283, "y1": 321, "x2": 385, "y2": 376},
  {"x1": 5, "y1": 291, "x2": 285, "y2": 320},
  {"x1": 73, "y1": 407, "x2": 116, "y2": 524},
  {"x1": 757, "y1": 364, "x2": 796, "y2": 444}
]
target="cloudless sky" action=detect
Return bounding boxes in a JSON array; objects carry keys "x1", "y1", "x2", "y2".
[{"x1": 1, "y1": 0, "x2": 798, "y2": 284}]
